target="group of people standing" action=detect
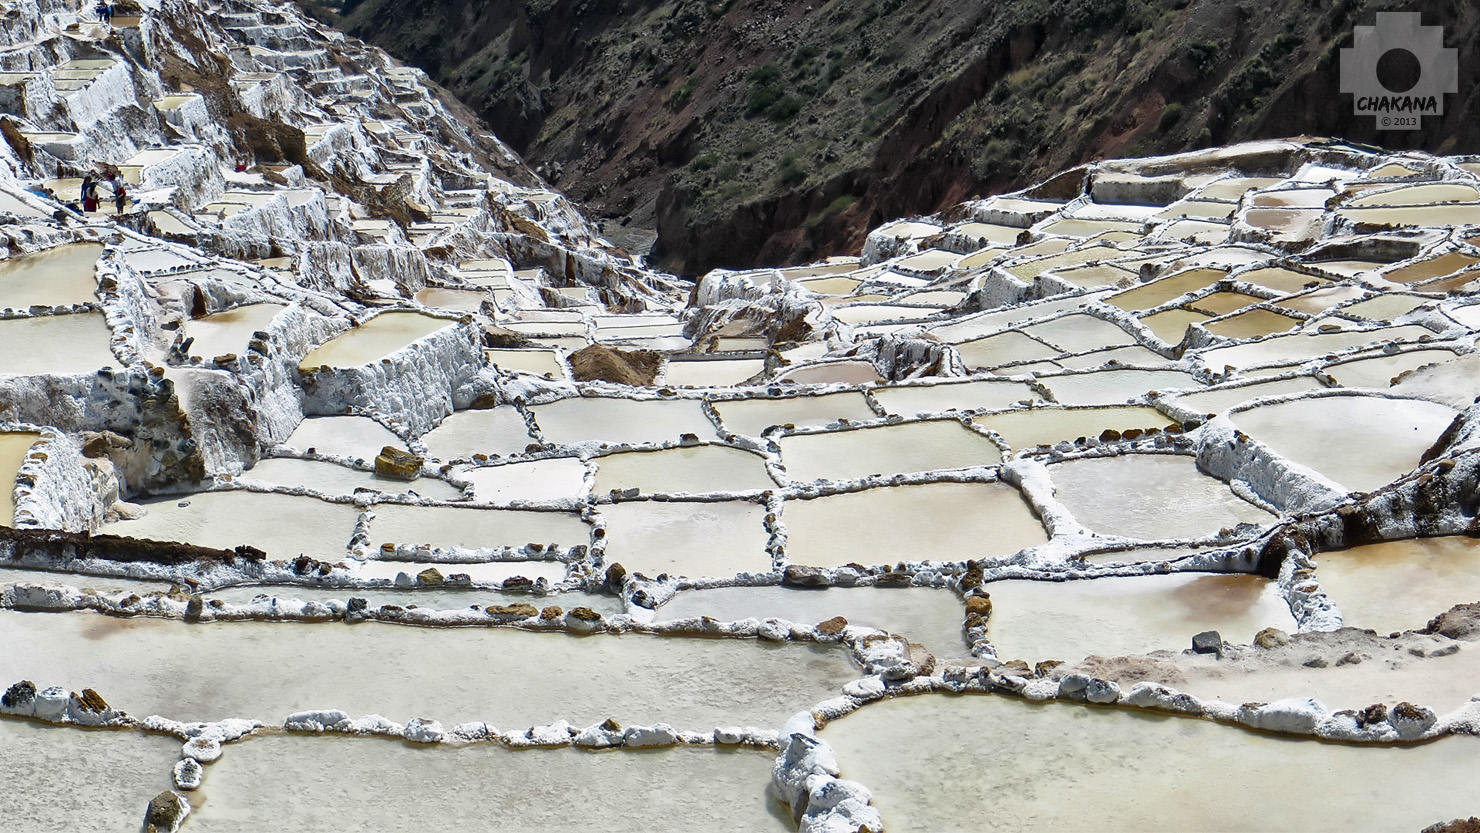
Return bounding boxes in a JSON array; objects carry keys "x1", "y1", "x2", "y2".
[
  {"x1": 93, "y1": 1, "x2": 114, "y2": 24},
  {"x1": 79, "y1": 172, "x2": 127, "y2": 214}
]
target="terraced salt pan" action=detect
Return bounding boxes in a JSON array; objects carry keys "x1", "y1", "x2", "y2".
[
  {"x1": 190, "y1": 737, "x2": 783, "y2": 832},
  {"x1": 1347, "y1": 182, "x2": 1480, "y2": 206},
  {"x1": 204, "y1": 585, "x2": 624, "y2": 615},
  {"x1": 593, "y1": 445, "x2": 775, "y2": 495},
  {"x1": 775, "y1": 360, "x2": 882, "y2": 384},
  {"x1": 821, "y1": 694, "x2": 1480, "y2": 833},
  {"x1": 1392, "y1": 353, "x2": 1480, "y2": 408},
  {"x1": 355, "y1": 558, "x2": 567, "y2": 584},
  {"x1": 0, "y1": 242, "x2": 101, "y2": 308},
  {"x1": 782, "y1": 482, "x2": 1045, "y2": 567},
  {"x1": 1324, "y1": 349, "x2": 1459, "y2": 389},
  {"x1": 462, "y1": 457, "x2": 588, "y2": 503},
  {"x1": 602, "y1": 500, "x2": 770, "y2": 578},
  {"x1": 0, "y1": 431, "x2": 38, "y2": 527},
  {"x1": 1236, "y1": 267, "x2": 1329, "y2": 294},
  {"x1": 0, "y1": 313, "x2": 118, "y2": 375},
  {"x1": 0, "y1": 610, "x2": 859, "y2": 727},
  {"x1": 659, "y1": 586, "x2": 970, "y2": 659},
  {"x1": 421, "y1": 407, "x2": 533, "y2": 460},
  {"x1": 284, "y1": 415, "x2": 401, "y2": 460},
  {"x1": 1203, "y1": 307, "x2": 1303, "y2": 339},
  {"x1": 244, "y1": 457, "x2": 461, "y2": 500},
  {"x1": 413, "y1": 287, "x2": 488, "y2": 313},
  {"x1": 870, "y1": 379, "x2": 1036, "y2": 417},
  {"x1": 954, "y1": 331, "x2": 1060, "y2": 369},
  {"x1": 1343, "y1": 293, "x2": 1429, "y2": 321},
  {"x1": 367, "y1": 503, "x2": 587, "y2": 551},
  {"x1": 1198, "y1": 325, "x2": 1433, "y2": 371},
  {"x1": 0, "y1": 720, "x2": 178, "y2": 832},
  {"x1": 1314, "y1": 537, "x2": 1480, "y2": 635},
  {"x1": 486, "y1": 348, "x2": 565, "y2": 377},
  {"x1": 926, "y1": 293, "x2": 1112, "y2": 343},
  {"x1": 779, "y1": 420, "x2": 1001, "y2": 483},
  {"x1": 1383, "y1": 251, "x2": 1480, "y2": 284},
  {"x1": 1019, "y1": 314, "x2": 1136, "y2": 353},
  {"x1": 1039, "y1": 368, "x2": 1202, "y2": 406},
  {"x1": 1048, "y1": 454, "x2": 1274, "y2": 540},
  {"x1": 1138, "y1": 307, "x2": 1212, "y2": 344},
  {"x1": 974, "y1": 406, "x2": 1174, "y2": 452},
  {"x1": 106, "y1": 491, "x2": 359, "y2": 560},
  {"x1": 1272, "y1": 285, "x2": 1367, "y2": 315},
  {"x1": 1167, "y1": 376, "x2": 1324, "y2": 416},
  {"x1": 663, "y1": 358, "x2": 764, "y2": 387},
  {"x1": 1230, "y1": 394, "x2": 1456, "y2": 492},
  {"x1": 1056, "y1": 345, "x2": 1171, "y2": 369},
  {"x1": 985, "y1": 572, "x2": 1295, "y2": 662},
  {"x1": 1105, "y1": 269, "x2": 1226, "y2": 311},
  {"x1": 531, "y1": 397, "x2": 714, "y2": 447},
  {"x1": 1340, "y1": 204, "x2": 1480, "y2": 227},
  {"x1": 183, "y1": 303, "x2": 285, "y2": 360},
  {"x1": 299, "y1": 311, "x2": 453, "y2": 369},
  {"x1": 714, "y1": 391, "x2": 876, "y2": 437}
]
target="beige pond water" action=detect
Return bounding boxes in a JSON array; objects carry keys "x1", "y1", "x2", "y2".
[
  {"x1": 974, "y1": 406, "x2": 1175, "y2": 452},
  {"x1": 821, "y1": 693, "x2": 1480, "y2": 833},
  {"x1": 1231, "y1": 394, "x2": 1456, "y2": 492},
  {"x1": 299, "y1": 312, "x2": 454, "y2": 369},
  {"x1": 0, "y1": 313, "x2": 118, "y2": 375},
  {"x1": 183, "y1": 303, "x2": 285, "y2": 361},
  {"x1": 1167, "y1": 376, "x2": 1324, "y2": 417},
  {"x1": 421, "y1": 407, "x2": 533, "y2": 460},
  {"x1": 1138, "y1": 307, "x2": 1212, "y2": 344},
  {"x1": 462, "y1": 457, "x2": 588, "y2": 503},
  {"x1": 783, "y1": 481, "x2": 1046, "y2": 568},
  {"x1": 107, "y1": 491, "x2": 359, "y2": 560},
  {"x1": 775, "y1": 360, "x2": 883, "y2": 384},
  {"x1": 367, "y1": 503, "x2": 587, "y2": 551},
  {"x1": 0, "y1": 242, "x2": 101, "y2": 308},
  {"x1": 1105, "y1": 269, "x2": 1226, "y2": 311},
  {"x1": 414, "y1": 287, "x2": 488, "y2": 313},
  {"x1": 189, "y1": 737, "x2": 786, "y2": 833},
  {"x1": 955, "y1": 331, "x2": 1061, "y2": 369},
  {"x1": 1204, "y1": 307, "x2": 1304, "y2": 340},
  {"x1": 1019, "y1": 315, "x2": 1137, "y2": 353},
  {"x1": 1342, "y1": 293, "x2": 1428, "y2": 322},
  {"x1": 245, "y1": 457, "x2": 461, "y2": 500},
  {"x1": 779, "y1": 420, "x2": 1001, "y2": 483},
  {"x1": 593, "y1": 445, "x2": 776, "y2": 495},
  {"x1": 985, "y1": 572, "x2": 1295, "y2": 662},
  {"x1": 1197, "y1": 176, "x2": 1285, "y2": 200},
  {"x1": 1039, "y1": 368, "x2": 1202, "y2": 406},
  {"x1": 284, "y1": 415, "x2": 401, "y2": 460},
  {"x1": 664, "y1": 358, "x2": 765, "y2": 387},
  {"x1": 1236, "y1": 267, "x2": 1330, "y2": 294},
  {"x1": 714, "y1": 391, "x2": 877, "y2": 437},
  {"x1": 1274, "y1": 285, "x2": 1368, "y2": 315},
  {"x1": 871, "y1": 379, "x2": 1036, "y2": 417},
  {"x1": 1324, "y1": 349, "x2": 1459, "y2": 389},
  {"x1": 487, "y1": 348, "x2": 566, "y2": 378},
  {"x1": 1315, "y1": 537, "x2": 1480, "y2": 635},
  {"x1": 0, "y1": 431, "x2": 38, "y2": 527},
  {"x1": 602, "y1": 500, "x2": 771, "y2": 579},
  {"x1": 1340, "y1": 204, "x2": 1480, "y2": 227},
  {"x1": 927, "y1": 293, "x2": 1113, "y2": 343},
  {"x1": 0, "y1": 610, "x2": 859, "y2": 728},
  {"x1": 1049, "y1": 454, "x2": 1274, "y2": 540},
  {"x1": 0, "y1": 720, "x2": 178, "y2": 832},
  {"x1": 1190, "y1": 290, "x2": 1265, "y2": 316},
  {"x1": 659, "y1": 586, "x2": 969, "y2": 659},
  {"x1": 1052, "y1": 262, "x2": 1136, "y2": 288},
  {"x1": 354, "y1": 558, "x2": 568, "y2": 584},
  {"x1": 1347, "y1": 182, "x2": 1480, "y2": 206},
  {"x1": 1054, "y1": 344, "x2": 1170, "y2": 370},
  {"x1": 1198, "y1": 325, "x2": 1433, "y2": 371},
  {"x1": 1384, "y1": 251, "x2": 1480, "y2": 284},
  {"x1": 531, "y1": 397, "x2": 715, "y2": 447}
]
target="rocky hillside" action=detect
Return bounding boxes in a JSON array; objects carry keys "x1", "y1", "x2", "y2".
[{"x1": 325, "y1": 0, "x2": 1480, "y2": 275}]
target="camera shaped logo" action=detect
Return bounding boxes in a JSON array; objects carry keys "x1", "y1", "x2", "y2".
[{"x1": 1340, "y1": 12, "x2": 1457, "y2": 130}]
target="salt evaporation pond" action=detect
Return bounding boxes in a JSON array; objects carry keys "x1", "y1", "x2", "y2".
[
  {"x1": 953, "y1": 331, "x2": 1061, "y2": 369},
  {"x1": 984, "y1": 573, "x2": 1296, "y2": 662},
  {"x1": 714, "y1": 391, "x2": 877, "y2": 437},
  {"x1": 659, "y1": 586, "x2": 969, "y2": 659},
  {"x1": 602, "y1": 500, "x2": 770, "y2": 578},
  {"x1": 283, "y1": 415, "x2": 401, "y2": 459},
  {"x1": 462, "y1": 457, "x2": 588, "y2": 503},
  {"x1": 1231, "y1": 394, "x2": 1456, "y2": 492},
  {"x1": 354, "y1": 558, "x2": 568, "y2": 584},
  {"x1": 0, "y1": 242, "x2": 101, "y2": 308},
  {"x1": 870, "y1": 379, "x2": 1036, "y2": 417},
  {"x1": 592, "y1": 445, "x2": 775, "y2": 495},
  {"x1": 821, "y1": 694, "x2": 1480, "y2": 833},
  {"x1": 0, "y1": 610, "x2": 858, "y2": 727},
  {"x1": 783, "y1": 482, "x2": 1046, "y2": 567},
  {"x1": 183, "y1": 303, "x2": 284, "y2": 360},
  {"x1": 1314, "y1": 537, "x2": 1480, "y2": 634},
  {"x1": 0, "y1": 313, "x2": 118, "y2": 375},
  {"x1": 975, "y1": 406, "x2": 1174, "y2": 452},
  {"x1": 0, "y1": 431, "x2": 38, "y2": 526},
  {"x1": 1324, "y1": 349, "x2": 1459, "y2": 389},
  {"x1": 531, "y1": 396, "x2": 715, "y2": 446},
  {"x1": 199, "y1": 584, "x2": 625, "y2": 615},
  {"x1": 420, "y1": 407, "x2": 533, "y2": 460},
  {"x1": 1049, "y1": 454, "x2": 1274, "y2": 540},
  {"x1": 244, "y1": 457, "x2": 462, "y2": 500},
  {"x1": 778, "y1": 420, "x2": 1001, "y2": 483},
  {"x1": 1037, "y1": 368, "x2": 1203, "y2": 405},
  {"x1": 189, "y1": 736, "x2": 785, "y2": 832},
  {"x1": 106, "y1": 490, "x2": 359, "y2": 559},
  {"x1": 367, "y1": 503, "x2": 587, "y2": 551},
  {"x1": 0, "y1": 720, "x2": 178, "y2": 832},
  {"x1": 1168, "y1": 376, "x2": 1325, "y2": 417},
  {"x1": 663, "y1": 357, "x2": 765, "y2": 387},
  {"x1": 298, "y1": 311, "x2": 453, "y2": 368}
]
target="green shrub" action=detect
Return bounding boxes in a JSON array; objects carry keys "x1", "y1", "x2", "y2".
[{"x1": 1157, "y1": 102, "x2": 1185, "y2": 131}]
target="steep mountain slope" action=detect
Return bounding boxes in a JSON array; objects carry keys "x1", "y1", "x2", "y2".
[{"x1": 325, "y1": 0, "x2": 1480, "y2": 275}]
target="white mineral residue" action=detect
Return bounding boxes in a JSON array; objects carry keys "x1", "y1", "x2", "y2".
[
  {"x1": 1048, "y1": 454, "x2": 1274, "y2": 540},
  {"x1": 1167, "y1": 376, "x2": 1325, "y2": 417},
  {"x1": 462, "y1": 457, "x2": 588, "y2": 503},
  {"x1": 0, "y1": 431, "x2": 39, "y2": 527}
]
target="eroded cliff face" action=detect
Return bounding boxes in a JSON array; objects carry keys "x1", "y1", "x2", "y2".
[{"x1": 331, "y1": 0, "x2": 1480, "y2": 275}]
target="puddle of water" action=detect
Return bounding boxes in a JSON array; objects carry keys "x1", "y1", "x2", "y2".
[
  {"x1": 1324, "y1": 349, "x2": 1459, "y2": 389},
  {"x1": 714, "y1": 392, "x2": 876, "y2": 437},
  {"x1": 1167, "y1": 376, "x2": 1324, "y2": 417},
  {"x1": 779, "y1": 420, "x2": 1001, "y2": 483},
  {"x1": 821, "y1": 693, "x2": 1480, "y2": 833},
  {"x1": 1038, "y1": 368, "x2": 1202, "y2": 406},
  {"x1": 106, "y1": 491, "x2": 359, "y2": 560},
  {"x1": 367, "y1": 503, "x2": 587, "y2": 551},
  {"x1": 659, "y1": 585, "x2": 970, "y2": 659},
  {"x1": 774, "y1": 360, "x2": 883, "y2": 384},
  {"x1": 1231, "y1": 395, "x2": 1456, "y2": 492},
  {"x1": 1198, "y1": 325, "x2": 1433, "y2": 371},
  {"x1": 299, "y1": 312, "x2": 454, "y2": 369},
  {"x1": 974, "y1": 406, "x2": 1174, "y2": 451},
  {"x1": 462, "y1": 457, "x2": 588, "y2": 503},
  {"x1": 421, "y1": 408, "x2": 533, "y2": 461},
  {"x1": 1048, "y1": 454, "x2": 1273, "y2": 540},
  {"x1": 871, "y1": 379, "x2": 1037, "y2": 417},
  {"x1": 0, "y1": 719, "x2": 178, "y2": 832},
  {"x1": 1105, "y1": 269, "x2": 1226, "y2": 312},
  {"x1": 0, "y1": 610, "x2": 859, "y2": 727},
  {"x1": 0, "y1": 313, "x2": 119, "y2": 375},
  {"x1": 183, "y1": 303, "x2": 285, "y2": 361},
  {"x1": 1315, "y1": 537, "x2": 1480, "y2": 635},
  {"x1": 1204, "y1": 307, "x2": 1303, "y2": 339},
  {"x1": 663, "y1": 358, "x2": 765, "y2": 387},
  {"x1": 1138, "y1": 308, "x2": 1211, "y2": 345},
  {"x1": 284, "y1": 416, "x2": 401, "y2": 460},
  {"x1": 1019, "y1": 315, "x2": 1136, "y2": 353},
  {"x1": 602, "y1": 500, "x2": 770, "y2": 579},
  {"x1": 244, "y1": 457, "x2": 462, "y2": 500},
  {"x1": 531, "y1": 397, "x2": 715, "y2": 447},
  {"x1": 593, "y1": 445, "x2": 776, "y2": 495},
  {"x1": 1, "y1": 431, "x2": 39, "y2": 527},
  {"x1": 189, "y1": 736, "x2": 785, "y2": 833},
  {"x1": 953, "y1": 222, "x2": 1023, "y2": 245},
  {"x1": 783, "y1": 482, "x2": 1045, "y2": 567},
  {"x1": 0, "y1": 243, "x2": 101, "y2": 308},
  {"x1": 955, "y1": 331, "x2": 1061, "y2": 369}
]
